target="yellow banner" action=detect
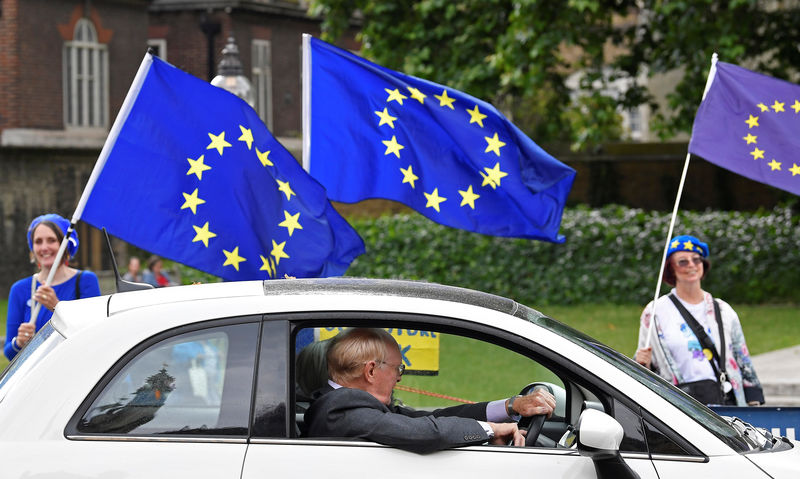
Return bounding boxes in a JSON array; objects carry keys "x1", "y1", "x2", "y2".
[{"x1": 318, "y1": 327, "x2": 440, "y2": 375}]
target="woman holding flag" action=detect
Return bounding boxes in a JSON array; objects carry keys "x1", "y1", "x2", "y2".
[
  {"x1": 635, "y1": 235, "x2": 764, "y2": 406},
  {"x1": 4, "y1": 214, "x2": 101, "y2": 360}
]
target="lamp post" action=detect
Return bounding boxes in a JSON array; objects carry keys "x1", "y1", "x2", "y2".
[{"x1": 211, "y1": 35, "x2": 255, "y2": 107}]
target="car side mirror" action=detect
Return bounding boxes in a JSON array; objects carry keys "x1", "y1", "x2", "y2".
[{"x1": 575, "y1": 409, "x2": 640, "y2": 479}]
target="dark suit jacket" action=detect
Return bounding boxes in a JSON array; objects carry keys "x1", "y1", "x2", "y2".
[{"x1": 303, "y1": 385, "x2": 491, "y2": 453}]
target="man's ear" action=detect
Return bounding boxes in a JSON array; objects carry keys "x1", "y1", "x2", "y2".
[{"x1": 363, "y1": 360, "x2": 378, "y2": 384}]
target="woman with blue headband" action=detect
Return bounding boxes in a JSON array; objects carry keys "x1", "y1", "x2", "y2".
[
  {"x1": 634, "y1": 235, "x2": 763, "y2": 406},
  {"x1": 4, "y1": 214, "x2": 101, "y2": 360}
]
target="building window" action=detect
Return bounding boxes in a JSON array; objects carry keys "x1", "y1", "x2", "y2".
[
  {"x1": 626, "y1": 106, "x2": 643, "y2": 141},
  {"x1": 252, "y1": 39, "x2": 273, "y2": 130},
  {"x1": 63, "y1": 18, "x2": 109, "y2": 129},
  {"x1": 147, "y1": 39, "x2": 167, "y2": 60}
]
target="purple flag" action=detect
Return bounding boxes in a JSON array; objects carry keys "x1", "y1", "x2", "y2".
[{"x1": 689, "y1": 61, "x2": 800, "y2": 196}]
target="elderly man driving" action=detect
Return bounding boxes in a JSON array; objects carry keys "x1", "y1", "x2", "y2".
[{"x1": 303, "y1": 328, "x2": 555, "y2": 453}]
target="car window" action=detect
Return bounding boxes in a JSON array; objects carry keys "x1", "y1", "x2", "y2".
[
  {"x1": 294, "y1": 326, "x2": 567, "y2": 446},
  {"x1": 613, "y1": 399, "x2": 648, "y2": 453},
  {"x1": 76, "y1": 322, "x2": 259, "y2": 436},
  {"x1": 0, "y1": 322, "x2": 63, "y2": 402}
]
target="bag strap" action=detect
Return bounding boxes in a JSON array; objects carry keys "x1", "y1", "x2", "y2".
[
  {"x1": 712, "y1": 299, "x2": 726, "y2": 375},
  {"x1": 667, "y1": 294, "x2": 727, "y2": 383},
  {"x1": 75, "y1": 270, "x2": 83, "y2": 299}
]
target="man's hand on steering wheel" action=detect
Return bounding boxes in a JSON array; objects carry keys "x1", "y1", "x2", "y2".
[
  {"x1": 488, "y1": 422, "x2": 527, "y2": 446},
  {"x1": 507, "y1": 389, "x2": 555, "y2": 418}
]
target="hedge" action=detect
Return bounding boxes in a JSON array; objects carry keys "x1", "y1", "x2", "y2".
[{"x1": 344, "y1": 204, "x2": 800, "y2": 306}]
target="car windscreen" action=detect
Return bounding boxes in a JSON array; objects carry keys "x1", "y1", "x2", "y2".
[
  {"x1": 514, "y1": 305, "x2": 752, "y2": 453},
  {"x1": 0, "y1": 322, "x2": 64, "y2": 402}
]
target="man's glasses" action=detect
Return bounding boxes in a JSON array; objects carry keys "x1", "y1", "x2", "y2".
[
  {"x1": 380, "y1": 361, "x2": 405, "y2": 376},
  {"x1": 675, "y1": 256, "x2": 703, "y2": 268}
]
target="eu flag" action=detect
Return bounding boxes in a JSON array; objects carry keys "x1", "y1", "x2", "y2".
[
  {"x1": 689, "y1": 61, "x2": 800, "y2": 196},
  {"x1": 303, "y1": 36, "x2": 576, "y2": 242},
  {"x1": 81, "y1": 53, "x2": 364, "y2": 280}
]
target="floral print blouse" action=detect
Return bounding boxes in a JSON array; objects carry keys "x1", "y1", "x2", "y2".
[{"x1": 637, "y1": 289, "x2": 764, "y2": 406}]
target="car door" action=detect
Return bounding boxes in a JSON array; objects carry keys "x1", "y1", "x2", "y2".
[
  {"x1": 62, "y1": 317, "x2": 261, "y2": 479},
  {"x1": 241, "y1": 313, "x2": 659, "y2": 478}
]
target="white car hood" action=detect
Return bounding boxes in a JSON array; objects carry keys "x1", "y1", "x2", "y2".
[{"x1": 746, "y1": 439, "x2": 800, "y2": 479}]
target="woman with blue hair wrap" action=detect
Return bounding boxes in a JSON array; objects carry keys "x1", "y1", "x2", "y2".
[
  {"x1": 634, "y1": 235, "x2": 763, "y2": 406},
  {"x1": 4, "y1": 214, "x2": 101, "y2": 360}
]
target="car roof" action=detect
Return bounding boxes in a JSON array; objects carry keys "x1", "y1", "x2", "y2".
[{"x1": 51, "y1": 278, "x2": 524, "y2": 338}]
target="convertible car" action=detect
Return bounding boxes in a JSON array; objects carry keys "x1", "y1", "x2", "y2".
[{"x1": 0, "y1": 278, "x2": 796, "y2": 478}]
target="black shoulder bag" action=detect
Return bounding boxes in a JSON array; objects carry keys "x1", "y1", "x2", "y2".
[{"x1": 667, "y1": 294, "x2": 735, "y2": 405}]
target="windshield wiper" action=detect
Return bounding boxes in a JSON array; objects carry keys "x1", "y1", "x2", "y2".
[{"x1": 726, "y1": 416, "x2": 774, "y2": 451}]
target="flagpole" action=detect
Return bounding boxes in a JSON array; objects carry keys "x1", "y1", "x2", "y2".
[
  {"x1": 643, "y1": 53, "x2": 718, "y2": 349},
  {"x1": 301, "y1": 33, "x2": 312, "y2": 172},
  {"x1": 27, "y1": 52, "x2": 154, "y2": 324}
]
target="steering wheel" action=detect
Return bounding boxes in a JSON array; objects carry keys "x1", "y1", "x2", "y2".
[{"x1": 516, "y1": 383, "x2": 553, "y2": 447}]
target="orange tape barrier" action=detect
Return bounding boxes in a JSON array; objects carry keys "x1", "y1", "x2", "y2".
[{"x1": 394, "y1": 384, "x2": 476, "y2": 404}]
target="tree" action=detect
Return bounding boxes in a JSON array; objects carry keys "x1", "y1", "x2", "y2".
[{"x1": 309, "y1": 0, "x2": 800, "y2": 150}]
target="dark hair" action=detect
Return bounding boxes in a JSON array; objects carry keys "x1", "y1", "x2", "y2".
[
  {"x1": 662, "y1": 255, "x2": 711, "y2": 286},
  {"x1": 147, "y1": 255, "x2": 162, "y2": 270}
]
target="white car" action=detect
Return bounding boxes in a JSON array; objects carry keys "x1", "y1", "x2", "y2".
[{"x1": 0, "y1": 279, "x2": 796, "y2": 478}]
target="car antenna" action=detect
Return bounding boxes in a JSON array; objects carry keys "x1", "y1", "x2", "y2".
[{"x1": 102, "y1": 228, "x2": 154, "y2": 292}]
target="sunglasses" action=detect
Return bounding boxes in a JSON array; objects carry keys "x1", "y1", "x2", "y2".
[{"x1": 675, "y1": 256, "x2": 703, "y2": 268}]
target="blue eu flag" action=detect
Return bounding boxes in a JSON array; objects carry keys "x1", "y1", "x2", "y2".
[
  {"x1": 689, "y1": 61, "x2": 800, "y2": 196},
  {"x1": 303, "y1": 36, "x2": 576, "y2": 242},
  {"x1": 82, "y1": 53, "x2": 364, "y2": 280}
]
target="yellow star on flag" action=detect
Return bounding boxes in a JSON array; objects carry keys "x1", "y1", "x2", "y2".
[
  {"x1": 259, "y1": 255, "x2": 276, "y2": 277},
  {"x1": 745, "y1": 115, "x2": 759, "y2": 128},
  {"x1": 222, "y1": 246, "x2": 246, "y2": 271},
  {"x1": 750, "y1": 147, "x2": 765, "y2": 160},
  {"x1": 382, "y1": 135, "x2": 405, "y2": 158},
  {"x1": 458, "y1": 185, "x2": 480, "y2": 209},
  {"x1": 385, "y1": 88, "x2": 407, "y2": 105},
  {"x1": 407, "y1": 86, "x2": 426, "y2": 104},
  {"x1": 682, "y1": 240, "x2": 695, "y2": 251},
  {"x1": 207, "y1": 131, "x2": 232, "y2": 155},
  {"x1": 790, "y1": 163, "x2": 800, "y2": 176},
  {"x1": 792, "y1": 100, "x2": 800, "y2": 114},
  {"x1": 191, "y1": 221, "x2": 217, "y2": 247},
  {"x1": 238, "y1": 125, "x2": 254, "y2": 150},
  {"x1": 771, "y1": 100, "x2": 785, "y2": 113},
  {"x1": 277, "y1": 179, "x2": 295, "y2": 200},
  {"x1": 400, "y1": 165, "x2": 418, "y2": 188},
  {"x1": 279, "y1": 211, "x2": 303, "y2": 236},
  {"x1": 180, "y1": 188, "x2": 206, "y2": 214},
  {"x1": 767, "y1": 159, "x2": 782, "y2": 171},
  {"x1": 186, "y1": 155, "x2": 212, "y2": 180},
  {"x1": 484, "y1": 133, "x2": 506, "y2": 156},
  {"x1": 480, "y1": 162, "x2": 508, "y2": 189},
  {"x1": 256, "y1": 148, "x2": 273, "y2": 167},
  {"x1": 271, "y1": 240, "x2": 290, "y2": 265},
  {"x1": 467, "y1": 105, "x2": 487, "y2": 128},
  {"x1": 375, "y1": 108, "x2": 397, "y2": 128},
  {"x1": 757, "y1": 103, "x2": 769, "y2": 112},
  {"x1": 434, "y1": 89, "x2": 456, "y2": 109},
  {"x1": 423, "y1": 188, "x2": 447, "y2": 212},
  {"x1": 742, "y1": 133, "x2": 757, "y2": 144}
]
